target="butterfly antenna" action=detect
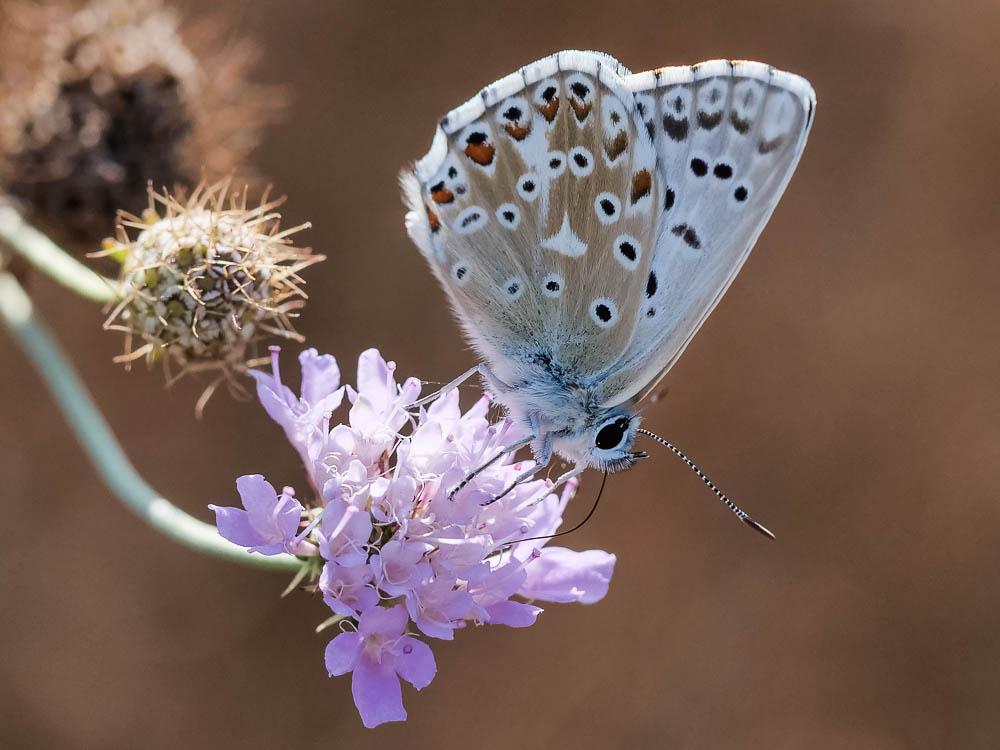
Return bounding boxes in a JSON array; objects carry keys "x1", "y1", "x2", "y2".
[
  {"x1": 505, "y1": 471, "x2": 608, "y2": 548},
  {"x1": 637, "y1": 429, "x2": 775, "y2": 540}
]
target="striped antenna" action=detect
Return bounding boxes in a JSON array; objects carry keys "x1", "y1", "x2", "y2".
[{"x1": 637, "y1": 429, "x2": 775, "y2": 540}]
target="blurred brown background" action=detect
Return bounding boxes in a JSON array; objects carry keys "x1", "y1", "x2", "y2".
[{"x1": 2, "y1": 0, "x2": 999, "y2": 747}]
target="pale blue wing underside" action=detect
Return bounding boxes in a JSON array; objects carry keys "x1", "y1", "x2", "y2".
[{"x1": 600, "y1": 60, "x2": 816, "y2": 406}]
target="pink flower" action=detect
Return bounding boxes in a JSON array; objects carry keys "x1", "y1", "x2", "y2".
[
  {"x1": 209, "y1": 475, "x2": 305, "y2": 556},
  {"x1": 404, "y1": 574, "x2": 475, "y2": 640},
  {"x1": 324, "y1": 606, "x2": 435, "y2": 729},
  {"x1": 319, "y1": 562, "x2": 379, "y2": 618},
  {"x1": 519, "y1": 548, "x2": 616, "y2": 604},
  {"x1": 251, "y1": 348, "x2": 344, "y2": 470}
]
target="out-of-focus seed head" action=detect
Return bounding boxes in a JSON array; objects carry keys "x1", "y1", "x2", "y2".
[
  {"x1": 0, "y1": 0, "x2": 282, "y2": 247},
  {"x1": 103, "y1": 181, "x2": 322, "y2": 389}
]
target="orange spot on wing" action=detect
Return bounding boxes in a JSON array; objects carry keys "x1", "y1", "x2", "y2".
[
  {"x1": 430, "y1": 186, "x2": 454, "y2": 204},
  {"x1": 630, "y1": 169, "x2": 652, "y2": 204},
  {"x1": 538, "y1": 97, "x2": 560, "y2": 123},
  {"x1": 426, "y1": 206, "x2": 441, "y2": 233},
  {"x1": 605, "y1": 130, "x2": 629, "y2": 161},
  {"x1": 464, "y1": 142, "x2": 495, "y2": 166},
  {"x1": 570, "y1": 99, "x2": 592, "y2": 122},
  {"x1": 504, "y1": 122, "x2": 531, "y2": 141}
]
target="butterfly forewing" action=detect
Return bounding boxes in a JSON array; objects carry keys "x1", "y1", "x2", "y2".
[
  {"x1": 402, "y1": 51, "x2": 661, "y2": 385},
  {"x1": 600, "y1": 60, "x2": 815, "y2": 405}
]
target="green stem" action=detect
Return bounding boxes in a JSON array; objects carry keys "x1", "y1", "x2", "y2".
[
  {"x1": 0, "y1": 271, "x2": 303, "y2": 572},
  {"x1": 0, "y1": 204, "x2": 117, "y2": 303}
]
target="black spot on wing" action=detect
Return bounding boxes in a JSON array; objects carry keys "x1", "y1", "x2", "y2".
[
  {"x1": 758, "y1": 136, "x2": 784, "y2": 154},
  {"x1": 713, "y1": 163, "x2": 733, "y2": 179},
  {"x1": 663, "y1": 115, "x2": 689, "y2": 142},
  {"x1": 646, "y1": 271, "x2": 658, "y2": 298},
  {"x1": 697, "y1": 110, "x2": 722, "y2": 130},
  {"x1": 730, "y1": 112, "x2": 752, "y2": 134},
  {"x1": 671, "y1": 223, "x2": 702, "y2": 250}
]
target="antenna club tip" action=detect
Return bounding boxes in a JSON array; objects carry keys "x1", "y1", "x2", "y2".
[{"x1": 744, "y1": 517, "x2": 776, "y2": 540}]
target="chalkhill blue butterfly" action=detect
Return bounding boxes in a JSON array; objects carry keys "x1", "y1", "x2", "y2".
[{"x1": 401, "y1": 51, "x2": 815, "y2": 537}]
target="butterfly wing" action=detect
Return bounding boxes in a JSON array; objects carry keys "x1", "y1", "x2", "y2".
[
  {"x1": 599, "y1": 60, "x2": 816, "y2": 406},
  {"x1": 401, "y1": 51, "x2": 661, "y2": 386}
]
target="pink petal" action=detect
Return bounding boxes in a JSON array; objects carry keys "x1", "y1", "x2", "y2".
[
  {"x1": 208, "y1": 506, "x2": 262, "y2": 549},
  {"x1": 486, "y1": 600, "x2": 542, "y2": 628},
  {"x1": 352, "y1": 658, "x2": 406, "y2": 729},
  {"x1": 299, "y1": 349, "x2": 341, "y2": 405},
  {"x1": 357, "y1": 604, "x2": 409, "y2": 640},
  {"x1": 324, "y1": 632, "x2": 361, "y2": 676},
  {"x1": 235, "y1": 474, "x2": 280, "y2": 517},
  {"x1": 394, "y1": 636, "x2": 436, "y2": 690},
  {"x1": 519, "y1": 548, "x2": 616, "y2": 604}
]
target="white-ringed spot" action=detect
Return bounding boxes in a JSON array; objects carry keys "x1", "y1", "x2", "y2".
[
  {"x1": 541, "y1": 273, "x2": 564, "y2": 298},
  {"x1": 613, "y1": 234, "x2": 641, "y2": 270},
  {"x1": 517, "y1": 173, "x2": 541, "y2": 202},
  {"x1": 451, "y1": 261, "x2": 470, "y2": 286},
  {"x1": 568, "y1": 146, "x2": 594, "y2": 177},
  {"x1": 453, "y1": 205, "x2": 488, "y2": 235},
  {"x1": 590, "y1": 297, "x2": 619, "y2": 328},
  {"x1": 502, "y1": 276, "x2": 524, "y2": 301},
  {"x1": 496, "y1": 203, "x2": 521, "y2": 229},
  {"x1": 594, "y1": 192, "x2": 621, "y2": 224}
]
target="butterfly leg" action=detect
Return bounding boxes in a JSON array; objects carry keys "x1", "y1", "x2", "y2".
[
  {"x1": 482, "y1": 461, "x2": 550, "y2": 506},
  {"x1": 448, "y1": 433, "x2": 536, "y2": 500},
  {"x1": 408, "y1": 364, "x2": 483, "y2": 408},
  {"x1": 483, "y1": 429, "x2": 553, "y2": 505},
  {"x1": 547, "y1": 464, "x2": 585, "y2": 494},
  {"x1": 409, "y1": 363, "x2": 512, "y2": 408}
]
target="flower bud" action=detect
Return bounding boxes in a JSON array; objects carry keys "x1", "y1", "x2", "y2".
[{"x1": 103, "y1": 182, "x2": 322, "y2": 380}]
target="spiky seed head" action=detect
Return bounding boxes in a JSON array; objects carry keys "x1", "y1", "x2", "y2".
[
  {"x1": 0, "y1": 0, "x2": 283, "y2": 247},
  {"x1": 103, "y1": 181, "x2": 322, "y2": 382}
]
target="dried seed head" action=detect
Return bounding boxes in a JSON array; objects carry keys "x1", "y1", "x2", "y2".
[
  {"x1": 0, "y1": 0, "x2": 283, "y2": 247},
  {"x1": 103, "y1": 181, "x2": 322, "y2": 387}
]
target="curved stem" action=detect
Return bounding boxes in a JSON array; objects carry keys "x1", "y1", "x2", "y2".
[
  {"x1": 0, "y1": 204, "x2": 117, "y2": 303},
  {"x1": 0, "y1": 271, "x2": 302, "y2": 572}
]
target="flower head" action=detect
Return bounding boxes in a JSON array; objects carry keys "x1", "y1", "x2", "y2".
[
  {"x1": 210, "y1": 348, "x2": 617, "y2": 727},
  {"x1": 102, "y1": 182, "x2": 321, "y2": 384},
  {"x1": 0, "y1": 0, "x2": 283, "y2": 246}
]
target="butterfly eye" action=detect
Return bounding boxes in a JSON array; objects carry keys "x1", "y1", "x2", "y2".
[{"x1": 595, "y1": 417, "x2": 630, "y2": 450}]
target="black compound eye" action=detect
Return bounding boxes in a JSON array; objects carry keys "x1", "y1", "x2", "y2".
[{"x1": 595, "y1": 417, "x2": 630, "y2": 450}]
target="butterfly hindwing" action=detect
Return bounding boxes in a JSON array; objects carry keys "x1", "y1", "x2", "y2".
[
  {"x1": 402, "y1": 51, "x2": 661, "y2": 385},
  {"x1": 600, "y1": 60, "x2": 816, "y2": 405}
]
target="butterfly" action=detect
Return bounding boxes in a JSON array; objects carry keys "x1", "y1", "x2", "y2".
[{"x1": 400, "y1": 51, "x2": 814, "y2": 534}]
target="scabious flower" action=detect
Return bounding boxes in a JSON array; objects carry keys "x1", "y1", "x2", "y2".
[
  {"x1": 210, "y1": 347, "x2": 617, "y2": 728},
  {"x1": 101, "y1": 182, "x2": 322, "y2": 389},
  {"x1": 0, "y1": 0, "x2": 283, "y2": 247}
]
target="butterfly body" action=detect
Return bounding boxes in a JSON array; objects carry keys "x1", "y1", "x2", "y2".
[{"x1": 402, "y1": 51, "x2": 815, "y2": 484}]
